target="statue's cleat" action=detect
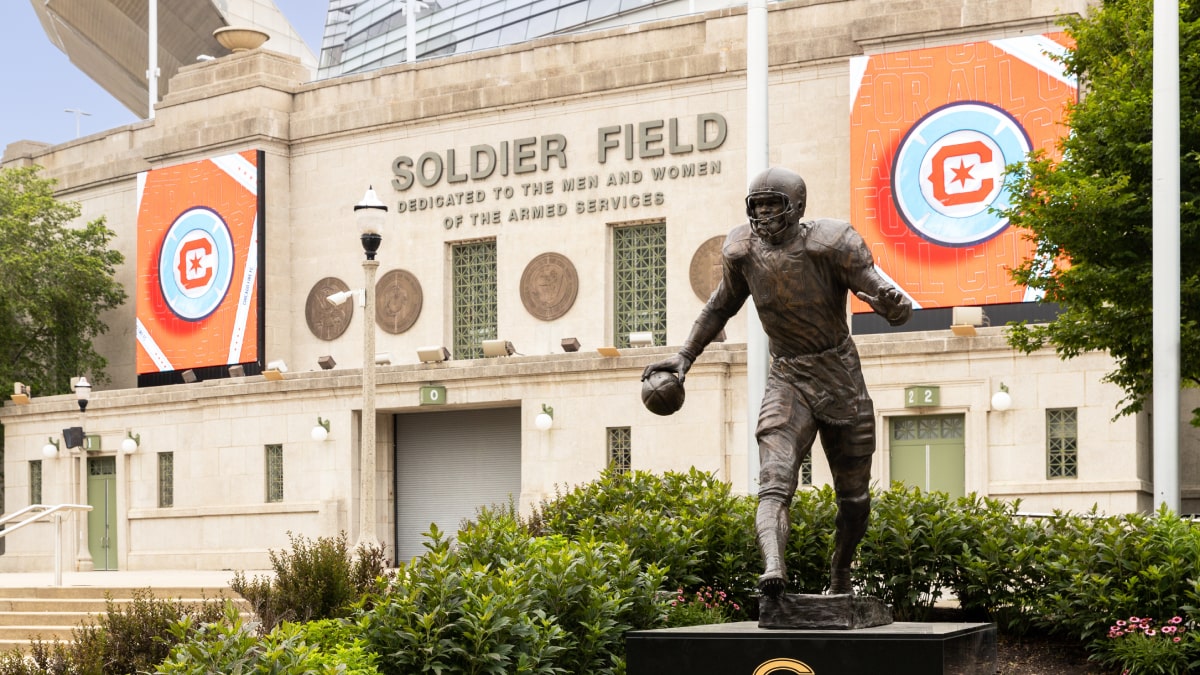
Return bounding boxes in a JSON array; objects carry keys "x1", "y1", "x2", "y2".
[
  {"x1": 758, "y1": 571, "x2": 787, "y2": 597},
  {"x1": 827, "y1": 568, "x2": 853, "y2": 595}
]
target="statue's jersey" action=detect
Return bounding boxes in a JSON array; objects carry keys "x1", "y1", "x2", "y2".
[{"x1": 708, "y1": 218, "x2": 890, "y2": 357}]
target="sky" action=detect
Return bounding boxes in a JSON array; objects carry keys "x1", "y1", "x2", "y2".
[{"x1": 0, "y1": 1, "x2": 328, "y2": 153}]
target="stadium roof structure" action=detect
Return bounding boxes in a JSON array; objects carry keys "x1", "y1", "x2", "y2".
[
  {"x1": 29, "y1": 0, "x2": 317, "y2": 118},
  {"x1": 317, "y1": 0, "x2": 745, "y2": 79}
]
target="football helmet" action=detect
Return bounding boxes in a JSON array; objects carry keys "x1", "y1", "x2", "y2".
[{"x1": 745, "y1": 167, "x2": 807, "y2": 244}]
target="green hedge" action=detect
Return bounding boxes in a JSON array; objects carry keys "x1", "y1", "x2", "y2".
[
  {"x1": 71, "y1": 468, "x2": 1195, "y2": 675},
  {"x1": 357, "y1": 512, "x2": 665, "y2": 675},
  {"x1": 528, "y1": 469, "x2": 1200, "y2": 670}
]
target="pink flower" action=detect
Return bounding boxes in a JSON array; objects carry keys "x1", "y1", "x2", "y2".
[
  {"x1": 1175, "y1": 637, "x2": 1182, "y2": 643},
  {"x1": 1170, "y1": 616, "x2": 1184, "y2": 625},
  {"x1": 1130, "y1": 617, "x2": 1141, "y2": 623},
  {"x1": 1145, "y1": 629, "x2": 1157, "y2": 636},
  {"x1": 1163, "y1": 626, "x2": 1177, "y2": 634},
  {"x1": 1116, "y1": 620, "x2": 1128, "y2": 627}
]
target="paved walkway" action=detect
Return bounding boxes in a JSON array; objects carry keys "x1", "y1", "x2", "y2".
[{"x1": 0, "y1": 569, "x2": 273, "y2": 589}]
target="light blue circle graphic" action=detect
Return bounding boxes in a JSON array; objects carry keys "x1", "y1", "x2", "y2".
[
  {"x1": 158, "y1": 207, "x2": 234, "y2": 321},
  {"x1": 891, "y1": 101, "x2": 1032, "y2": 247}
]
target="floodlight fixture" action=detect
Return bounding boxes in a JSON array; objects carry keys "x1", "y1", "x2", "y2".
[
  {"x1": 417, "y1": 346, "x2": 451, "y2": 363},
  {"x1": 482, "y1": 339, "x2": 516, "y2": 357}
]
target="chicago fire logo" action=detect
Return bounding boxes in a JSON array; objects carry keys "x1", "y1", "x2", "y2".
[
  {"x1": 158, "y1": 207, "x2": 235, "y2": 321},
  {"x1": 891, "y1": 101, "x2": 1032, "y2": 247}
]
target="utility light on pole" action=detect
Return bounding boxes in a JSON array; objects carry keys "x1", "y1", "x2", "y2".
[
  {"x1": 64, "y1": 108, "x2": 91, "y2": 138},
  {"x1": 355, "y1": 186, "x2": 387, "y2": 551}
]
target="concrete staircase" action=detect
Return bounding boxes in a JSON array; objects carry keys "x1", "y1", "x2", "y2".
[{"x1": 0, "y1": 585, "x2": 248, "y2": 653}]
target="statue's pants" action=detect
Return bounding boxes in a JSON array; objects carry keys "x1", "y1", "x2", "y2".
[{"x1": 755, "y1": 361, "x2": 875, "y2": 584}]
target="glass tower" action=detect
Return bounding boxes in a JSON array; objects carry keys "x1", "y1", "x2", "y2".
[{"x1": 318, "y1": 0, "x2": 742, "y2": 79}]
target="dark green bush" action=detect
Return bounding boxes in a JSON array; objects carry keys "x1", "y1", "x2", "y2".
[
  {"x1": 941, "y1": 494, "x2": 1047, "y2": 633},
  {"x1": 357, "y1": 523, "x2": 569, "y2": 675},
  {"x1": 359, "y1": 513, "x2": 666, "y2": 675},
  {"x1": 13, "y1": 470, "x2": 1184, "y2": 675},
  {"x1": 855, "y1": 484, "x2": 970, "y2": 620},
  {"x1": 231, "y1": 531, "x2": 393, "y2": 632},
  {"x1": 786, "y1": 485, "x2": 838, "y2": 594},
  {"x1": 1033, "y1": 507, "x2": 1200, "y2": 643},
  {"x1": 532, "y1": 467, "x2": 758, "y2": 616}
]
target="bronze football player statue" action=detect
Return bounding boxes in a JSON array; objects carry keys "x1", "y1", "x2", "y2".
[{"x1": 642, "y1": 167, "x2": 912, "y2": 597}]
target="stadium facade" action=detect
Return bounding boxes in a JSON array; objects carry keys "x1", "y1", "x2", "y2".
[{"x1": 3, "y1": 0, "x2": 1198, "y2": 574}]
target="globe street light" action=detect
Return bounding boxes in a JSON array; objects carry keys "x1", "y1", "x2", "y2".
[
  {"x1": 355, "y1": 187, "x2": 387, "y2": 551},
  {"x1": 74, "y1": 376, "x2": 91, "y2": 412}
]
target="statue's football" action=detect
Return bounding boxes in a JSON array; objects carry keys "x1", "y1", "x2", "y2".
[{"x1": 641, "y1": 370, "x2": 686, "y2": 416}]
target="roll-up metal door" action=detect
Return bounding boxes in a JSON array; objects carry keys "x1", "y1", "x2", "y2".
[{"x1": 394, "y1": 407, "x2": 521, "y2": 563}]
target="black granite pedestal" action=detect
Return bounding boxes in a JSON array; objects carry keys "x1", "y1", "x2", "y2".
[{"x1": 627, "y1": 621, "x2": 996, "y2": 675}]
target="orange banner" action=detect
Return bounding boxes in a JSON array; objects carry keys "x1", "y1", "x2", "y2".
[
  {"x1": 849, "y1": 34, "x2": 1076, "y2": 311},
  {"x1": 135, "y1": 150, "x2": 261, "y2": 374}
]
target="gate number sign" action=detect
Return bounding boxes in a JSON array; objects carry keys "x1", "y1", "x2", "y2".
[
  {"x1": 904, "y1": 385, "x2": 940, "y2": 408},
  {"x1": 420, "y1": 385, "x2": 447, "y2": 406}
]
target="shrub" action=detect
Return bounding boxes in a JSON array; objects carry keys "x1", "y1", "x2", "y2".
[
  {"x1": 156, "y1": 604, "x2": 379, "y2": 674},
  {"x1": 1032, "y1": 507, "x2": 1200, "y2": 643},
  {"x1": 359, "y1": 516, "x2": 666, "y2": 675},
  {"x1": 943, "y1": 494, "x2": 1047, "y2": 633},
  {"x1": 856, "y1": 484, "x2": 974, "y2": 621},
  {"x1": 293, "y1": 619, "x2": 382, "y2": 675},
  {"x1": 0, "y1": 590, "x2": 228, "y2": 675},
  {"x1": 786, "y1": 486, "x2": 838, "y2": 594},
  {"x1": 357, "y1": 524, "x2": 568, "y2": 675},
  {"x1": 532, "y1": 468, "x2": 758, "y2": 615},
  {"x1": 231, "y1": 531, "x2": 393, "y2": 632},
  {"x1": 0, "y1": 640, "x2": 71, "y2": 675}
]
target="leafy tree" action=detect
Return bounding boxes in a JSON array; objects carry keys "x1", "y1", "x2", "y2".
[
  {"x1": 0, "y1": 166, "x2": 126, "y2": 397},
  {"x1": 1000, "y1": 0, "x2": 1200, "y2": 423}
]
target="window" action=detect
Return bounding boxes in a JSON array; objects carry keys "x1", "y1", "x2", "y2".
[
  {"x1": 1047, "y1": 408, "x2": 1078, "y2": 478},
  {"x1": 613, "y1": 222, "x2": 666, "y2": 348},
  {"x1": 452, "y1": 239, "x2": 498, "y2": 360},
  {"x1": 158, "y1": 452, "x2": 174, "y2": 508},
  {"x1": 607, "y1": 427, "x2": 631, "y2": 474},
  {"x1": 800, "y1": 454, "x2": 812, "y2": 487},
  {"x1": 892, "y1": 416, "x2": 965, "y2": 441},
  {"x1": 29, "y1": 461, "x2": 42, "y2": 505},
  {"x1": 266, "y1": 444, "x2": 284, "y2": 503}
]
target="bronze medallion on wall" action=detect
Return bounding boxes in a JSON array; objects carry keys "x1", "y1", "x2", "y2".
[
  {"x1": 376, "y1": 269, "x2": 423, "y2": 334},
  {"x1": 520, "y1": 252, "x2": 578, "y2": 321},
  {"x1": 689, "y1": 236, "x2": 726, "y2": 301},
  {"x1": 305, "y1": 277, "x2": 353, "y2": 341}
]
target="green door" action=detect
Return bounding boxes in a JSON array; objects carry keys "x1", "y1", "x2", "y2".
[
  {"x1": 889, "y1": 415, "x2": 966, "y2": 499},
  {"x1": 87, "y1": 457, "x2": 117, "y2": 570}
]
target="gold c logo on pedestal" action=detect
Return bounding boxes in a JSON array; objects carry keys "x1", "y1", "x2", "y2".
[{"x1": 752, "y1": 658, "x2": 815, "y2": 675}]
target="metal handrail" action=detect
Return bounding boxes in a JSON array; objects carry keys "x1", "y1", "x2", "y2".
[
  {"x1": 0, "y1": 503, "x2": 55, "y2": 527},
  {"x1": 0, "y1": 504, "x2": 93, "y2": 586}
]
